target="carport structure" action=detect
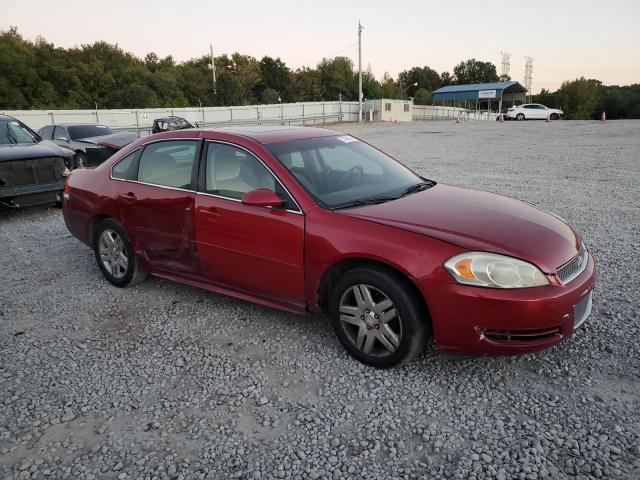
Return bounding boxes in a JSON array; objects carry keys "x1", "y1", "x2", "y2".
[{"x1": 431, "y1": 81, "x2": 527, "y2": 119}]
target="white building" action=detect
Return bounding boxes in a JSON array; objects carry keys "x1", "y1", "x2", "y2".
[{"x1": 365, "y1": 99, "x2": 413, "y2": 122}]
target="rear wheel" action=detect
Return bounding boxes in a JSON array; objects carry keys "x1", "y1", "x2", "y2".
[
  {"x1": 516, "y1": 113, "x2": 525, "y2": 121},
  {"x1": 330, "y1": 266, "x2": 428, "y2": 368},
  {"x1": 93, "y1": 219, "x2": 147, "y2": 288}
]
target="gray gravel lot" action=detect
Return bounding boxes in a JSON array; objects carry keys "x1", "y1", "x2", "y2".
[{"x1": 1, "y1": 119, "x2": 639, "y2": 479}]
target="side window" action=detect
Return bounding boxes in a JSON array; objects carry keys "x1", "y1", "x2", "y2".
[
  {"x1": 54, "y1": 126, "x2": 68, "y2": 140},
  {"x1": 39, "y1": 126, "x2": 54, "y2": 139},
  {"x1": 404, "y1": 103, "x2": 410, "y2": 112},
  {"x1": 112, "y1": 150, "x2": 140, "y2": 180},
  {"x1": 205, "y1": 142, "x2": 298, "y2": 210},
  {"x1": 137, "y1": 140, "x2": 198, "y2": 189}
]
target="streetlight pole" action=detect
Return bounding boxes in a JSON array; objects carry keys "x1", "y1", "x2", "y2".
[
  {"x1": 358, "y1": 21, "x2": 364, "y2": 123},
  {"x1": 402, "y1": 82, "x2": 418, "y2": 100}
]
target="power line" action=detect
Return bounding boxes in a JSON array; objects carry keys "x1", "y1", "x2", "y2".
[{"x1": 302, "y1": 43, "x2": 357, "y2": 68}]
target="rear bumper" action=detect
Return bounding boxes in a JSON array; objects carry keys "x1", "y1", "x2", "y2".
[
  {"x1": 418, "y1": 254, "x2": 596, "y2": 356},
  {"x1": 0, "y1": 180, "x2": 66, "y2": 206}
]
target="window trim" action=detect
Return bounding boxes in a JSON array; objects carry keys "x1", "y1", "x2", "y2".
[
  {"x1": 199, "y1": 140, "x2": 303, "y2": 215},
  {"x1": 136, "y1": 138, "x2": 202, "y2": 191},
  {"x1": 109, "y1": 138, "x2": 202, "y2": 193}
]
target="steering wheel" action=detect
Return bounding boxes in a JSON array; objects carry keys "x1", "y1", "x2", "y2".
[{"x1": 336, "y1": 165, "x2": 364, "y2": 190}]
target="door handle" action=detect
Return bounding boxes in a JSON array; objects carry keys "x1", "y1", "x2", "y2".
[
  {"x1": 118, "y1": 191, "x2": 137, "y2": 205},
  {"x1": 201, "y1": 207, "x2": 221, "y2": 219}
]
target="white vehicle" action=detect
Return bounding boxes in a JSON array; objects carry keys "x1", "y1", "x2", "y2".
[{"x1": 506, "y1": 104, "x2": 563, "y2": 121}]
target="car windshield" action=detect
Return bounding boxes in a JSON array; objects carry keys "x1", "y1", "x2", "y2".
[
  {"x1": 266, "y1": 135, "x2": 432, "y2": 209},
  {"x1": 68, "y1": 125, "x2": 113, "y2": 140},
  {"x1": 0, "y1": 119, "x2": 39, "y2": 145}
]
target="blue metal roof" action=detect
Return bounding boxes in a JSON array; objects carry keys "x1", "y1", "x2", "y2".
[{"x1": 432, "y1": 81, "x2": 526, "y2": 102}]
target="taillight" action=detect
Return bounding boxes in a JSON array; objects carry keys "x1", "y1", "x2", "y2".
[{"x1": 63, "y1": 173, "x2": 71, "y2": 200}]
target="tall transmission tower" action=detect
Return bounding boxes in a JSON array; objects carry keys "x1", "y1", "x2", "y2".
[
  {"x1": 500, "y1": 52, "x2": 511, "y2": 79},
  {"x1": 524, "y1": 56, "x2": 533, "y2": 102},
  {"x1": 357, "y1": 21, "x2": 364, "y2": 123}
]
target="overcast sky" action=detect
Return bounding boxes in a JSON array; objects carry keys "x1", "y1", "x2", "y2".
[{"x1": 3, "y1": 0, "x2": 639, "y2": 92}]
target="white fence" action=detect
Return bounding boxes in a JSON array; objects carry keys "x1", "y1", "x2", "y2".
[
  {"x1": 413, "y1": 105, "x2": 495, "y2": 121},
  {"x1": 2, "y1": 101, "x2": 361, "y2": 132}
]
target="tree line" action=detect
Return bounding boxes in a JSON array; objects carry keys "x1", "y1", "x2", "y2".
[{"x1": 1, "y1": 27, "x2": 637, "y2": 120}]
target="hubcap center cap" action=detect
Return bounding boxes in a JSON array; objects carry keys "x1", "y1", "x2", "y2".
[{"x1": 364, "y1": 313, "x2": 378, "y2": 328}]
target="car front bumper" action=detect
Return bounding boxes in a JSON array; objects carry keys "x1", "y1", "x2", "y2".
[{"x1": 417, "y1": 254, "x2": 596, "y2": 356}]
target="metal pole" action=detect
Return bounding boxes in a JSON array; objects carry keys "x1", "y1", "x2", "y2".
[
  {"x1": 358, "y1": 21, "x2": 364, "y2": 123},
  {"x1": 94, "y1": 101, "x2": 99, "y2": 123},
  {"x1": 210, "y1": 44, "x2": 216, "y2": 96}
]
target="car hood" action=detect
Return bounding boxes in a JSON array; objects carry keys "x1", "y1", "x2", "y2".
[
  {"x1": 77, "y1": 131, "x2": 138, "y2": 149},
  {"x1": 339, "y1": 183, "x2": 580, "y2": 273},
  {"x1": 0, "y1": 140, "x2": 73, "y2": 162}
]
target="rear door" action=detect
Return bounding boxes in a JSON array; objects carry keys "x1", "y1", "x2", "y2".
[
  {"x1": 194, "y1": 141, "x2": 305, "y2": 305},
  {"x1": 117, "y1": 139, "x2": 201, "y2": 275}
]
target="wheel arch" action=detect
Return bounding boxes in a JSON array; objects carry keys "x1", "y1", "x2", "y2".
[
  {"x1": 88, "y1": 213, "x2": 112, "y2": 248},
  {"x1": 316, "y1": 257, "x2": 432, "y2": 326}
]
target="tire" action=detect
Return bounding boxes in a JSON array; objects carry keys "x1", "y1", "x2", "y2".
[
  {"x1": 550, "y1": 113, "x2": 559, "y2": 120},
  {"x1": 330, "y1": 265, "x2": 428, "y2": 368},
  {"x1": 516, "y1": 113, "x2": 525, "y2": 121},
  {"x1": 93, "y1": 218, "x2": 147, "y2": 288}
]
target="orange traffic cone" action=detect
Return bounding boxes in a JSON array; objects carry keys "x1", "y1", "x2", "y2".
[
  {"x1": 601, "y1": 112, "x2": 606, "y2": 122},
  {"x1": 545, "y1": 114, "x2": 550, "y2": 122},
  {"x1": 499, "y1": 114, "x2": 504, "y2": 123},
  {"x1": 456, "y1": 115, "x2": 460, "y2": 124}
]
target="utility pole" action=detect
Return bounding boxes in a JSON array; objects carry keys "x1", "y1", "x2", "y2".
[
  {"x1": 209, "y1": 44, "x2": 217, "y2": 95},
  {"x1": 358, "y1": 21, "x2": 364, "y2": 122}
]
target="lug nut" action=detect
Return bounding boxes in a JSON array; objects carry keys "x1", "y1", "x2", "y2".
[
  {"x1": 360, "y1": 315, "x2": 365, "y2": 320},
  {"x1": 374, "y1": 314, "x2": 379, "y2": 319}
]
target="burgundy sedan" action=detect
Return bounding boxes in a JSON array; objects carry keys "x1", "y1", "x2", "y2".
[{"x1": 63, "y1": 126, "x2": 595, "y2": 368}]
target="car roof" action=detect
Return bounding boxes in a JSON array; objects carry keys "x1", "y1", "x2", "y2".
[
  {"x1": 198, "y1": 125, "x2": 343, "y2": 145},
  {"x1": 0, "y1": 114, "x2": 18, "y2": 121}
]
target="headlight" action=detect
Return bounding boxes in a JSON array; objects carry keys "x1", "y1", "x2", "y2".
[{"x1": 444, "y1": 252, "x2": 549, "y2": 288}]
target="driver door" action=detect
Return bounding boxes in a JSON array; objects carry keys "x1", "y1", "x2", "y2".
[{"x1": 194, "y1": 141, "x2": 305, "y2": 306}]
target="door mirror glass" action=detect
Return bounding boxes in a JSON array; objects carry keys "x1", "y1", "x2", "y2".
[{"x1": 241, "y1": 188, "x2": 284, "y2": 207}]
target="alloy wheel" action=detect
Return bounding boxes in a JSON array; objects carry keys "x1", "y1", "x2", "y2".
[
  {"x1": 338, "y1": 284, "x2": 402, "y2": 356},
  {"x1": 98, "y1": 229, "x2": 128, "y2": 279}
]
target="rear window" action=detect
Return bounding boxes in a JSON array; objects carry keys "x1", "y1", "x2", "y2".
[{"x1": 68, "y1": 125, "x2": 113, "y2": 140}]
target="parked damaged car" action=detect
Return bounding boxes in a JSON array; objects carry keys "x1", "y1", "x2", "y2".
[
  {"x1": 151, "y1": 116, "x2": 195, "y2": 134},
  {"x1": 38, "y1": 123, "x2": 138, "y2": 169},
  {"x1": 0, "y1": 115, "x2": 72, "y2": 208}
]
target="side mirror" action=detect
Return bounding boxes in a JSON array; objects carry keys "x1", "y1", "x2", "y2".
[
  {"x1": 56, "y1": 136, "x2": 70, "y2": 143},
  {"x1": 241, "y1": 189, "x2": 283, "y2": 208}
]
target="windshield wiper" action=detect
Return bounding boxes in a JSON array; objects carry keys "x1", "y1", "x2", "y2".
[
  {"x1": 400, "y1": 181, "x2": 436, "y2": 197},
  {"x1": 332, "y1": 195, "x2": 400, "y2": 210}
]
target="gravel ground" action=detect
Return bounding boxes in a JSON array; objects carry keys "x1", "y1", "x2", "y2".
[{"x1": 1, "y1": 119, "x2": 639, "y2": 480}]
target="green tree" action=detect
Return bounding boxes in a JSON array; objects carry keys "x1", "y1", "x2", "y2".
[
  {"x1": 452, "y1": 59, "x2": 499, "y2": 84},
  {"x1": 413, "y1": 88, "x2": 432, "y2": 105},
  {"x1": 557, "y1": 77, "x2": 601, "y2": 119},
  {"x1": 397, "y1": 66, "x2": 441, "y2": 98},
  {"x1": 318, "y1": 56, "x2": 356, "y2": 100}
]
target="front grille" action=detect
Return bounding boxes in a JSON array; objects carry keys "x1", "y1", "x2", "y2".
[
  {"x1": 556, "y1": 244, "x2": 588, "y2": 284},
  {"x1": 481, "y1": 327, "x2": 561, "y2": 343},
  {"x1": 573, "y1": 292, "x2": 593, "y2": 329},
  {"x1": 0, "y1": 157, "x2": 65, "y2": 187}
]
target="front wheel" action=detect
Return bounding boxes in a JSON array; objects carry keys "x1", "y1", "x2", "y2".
[
  {"x1": 330, "y1": 266, "x2": 428, "y2": 368},
  {"x1": 93, "y1": 219, "x2": 147, "y2": 288},
  {"x1": 550, "y1": 113, "x2": 559, "y2": 120},
  {"x1": 516, "y1": 113, "x2": 525, "y2": 121}
]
